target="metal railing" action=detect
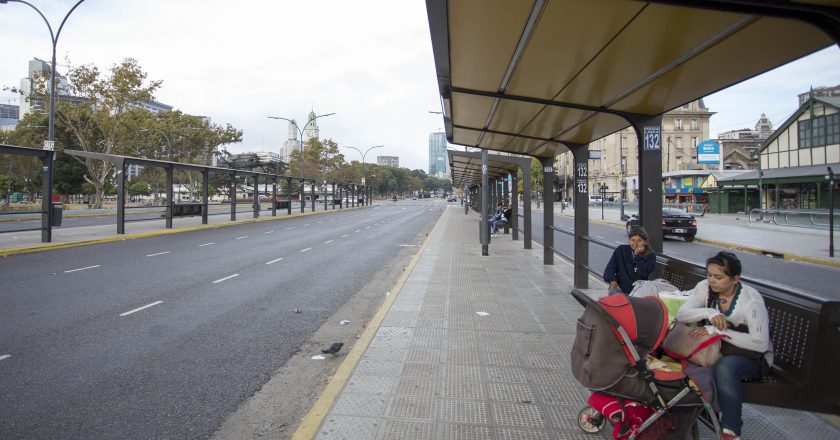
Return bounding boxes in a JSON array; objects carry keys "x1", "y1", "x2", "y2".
[{"x1": 749, "y1": 208, "x2": 840, "y2": 230}]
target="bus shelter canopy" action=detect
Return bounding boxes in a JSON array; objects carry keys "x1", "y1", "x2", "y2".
[{"x1": 427, "y1": 0, "x2": 837, "y2": 158}]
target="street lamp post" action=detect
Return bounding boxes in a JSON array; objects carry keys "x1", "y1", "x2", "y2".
[
  {"x1": 2, "y1": 0, "x2": 87, "y2": 242},
  {"x1": 140, "y1": 128, "x2": 173, "y2": 161},
  {"x1": 268, "y1": 113, "x2": 334, "y2": 213},
  {"x1": 343, "y1": 145, "x2": 384, "y2": 206}
]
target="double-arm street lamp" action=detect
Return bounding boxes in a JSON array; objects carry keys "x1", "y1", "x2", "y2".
[
  {"x1": 140, "y1": 128, "x2": 173, "y2": 161},
  {"x1": 268, "y1": 113, "x2": 334, "y2": 212},
  {"x1": 343, "y1": 145, "x2": 384, "y2": 205},
  {"x1": 1, "y1": 0, "x2": 87, "y2": 242}
]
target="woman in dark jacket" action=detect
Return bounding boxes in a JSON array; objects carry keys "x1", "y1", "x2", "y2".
[{"x1": 603, "y1": 227, "x2": 656, "y2": 294}]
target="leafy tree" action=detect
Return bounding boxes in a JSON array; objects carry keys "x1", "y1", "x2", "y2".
[
  {"x1": 53, "y1": 151, "x2": 87, "y2": 200},
  {"x1": 129, "y1": 180, "x2": 150, "y2": 196}
]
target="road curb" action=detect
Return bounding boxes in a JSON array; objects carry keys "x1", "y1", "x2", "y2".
[
  {"x1": 290, "y1": 204, "x2": 446, "y2": 440},
  {"x1": 0, "y1": 206, "x2": 370, "y2": 258},
  {"x1": 693, "y1": 237, "x2": 840, "y2": 268}
]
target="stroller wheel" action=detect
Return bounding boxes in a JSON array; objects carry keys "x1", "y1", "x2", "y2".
[{"x1": 577, "y1": 406, "x2": 606, "y2": 434}]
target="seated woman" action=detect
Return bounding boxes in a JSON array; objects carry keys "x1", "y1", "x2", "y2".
[
  {"x1": 675, "y1": 251, "x2": 771, "y2": 440},
  {"x1": 602, "y1": 227, "x2": 656, "y2": 294}
]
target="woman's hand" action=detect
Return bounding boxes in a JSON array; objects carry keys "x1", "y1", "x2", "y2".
[
  {"x1": 710, "y1": 314, "x2": 727, "y2": 330},
  {"x1": 609, "y1": 281, "x2": 619, "y2": 290},
  {"x1": 690, "y1": 327, "x2": 709, "y2": 338}
]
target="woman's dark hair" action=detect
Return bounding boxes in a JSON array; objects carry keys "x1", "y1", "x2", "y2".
[
  {"x1": 627, "y1": 227, "x2": 652, "y2": 256},
  {"x1": 705, "y1": 251, "x2": 742, "y2": 278},
  {"x1": 705, "y1": 251, "x2": 742, "y2": 310}
]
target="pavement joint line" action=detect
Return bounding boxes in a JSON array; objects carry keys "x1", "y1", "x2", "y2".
[
  {"x1": 0, "y1": 205, "x2": 373, "y2": 258},
  {"x1": 290, "y1": 201, "x2": 445, "y2": 440},
  {"x1": 119, "y1": 300, "x2": 163, "y2": 317}
]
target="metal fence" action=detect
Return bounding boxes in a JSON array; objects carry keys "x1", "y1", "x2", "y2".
[{"x1": 749, "y1": 208, "x2": 840, "y2": 230}]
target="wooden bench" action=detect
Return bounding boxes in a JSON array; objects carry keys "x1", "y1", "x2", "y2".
[{"x1": 653, "y1": 257, "x2": 840, "y2": 415}]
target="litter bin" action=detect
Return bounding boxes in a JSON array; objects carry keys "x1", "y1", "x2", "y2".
[{"x1": 51, "y1": 202, "x2": 63, "y2": 227}]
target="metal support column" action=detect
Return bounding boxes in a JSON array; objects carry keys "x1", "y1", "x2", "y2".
[
  {"x1": 202, "y1": 169, "x2": 209, "y2": 224},
  {"x1": 311, "y1": 179, "x2": 316, "y2": 212},
  {"x1": 570, "y1": 143, "x2": 590, "y2": 288},
  {"x1": 116, "y1": 160, "x2": 126, "y2": 234},
  {"x1": 300, "y1": 178, "x2": 305, "y2": 213},
  {"x1": 332, "y1": 182, "x2": 336, "y2": 210},
  {"x1": 41, "y1": 151, "x2": 53, "y2": 242},
  {"x1": 481, "y1": 148, "x2": 489, "y2": 256},
  {"x1": 272, "y1": 177, "x2": 277, "y2": 217},
  {"x1": 286, "y1": 177, "x2": 292, "y2": 215},
  {"x1": 230, "y1": 172, "x2": 236, "y2": 221},
  {"x1": 165, "y1": 164, "x2": 174, "y2": 229},
  {"x1": 324, "y1": 183, "x2": 329, "y2": 211},
  {"x1": 540, "y1": 157, "x2": 554, "y2": 265},
  {"x1": 521, "y1": 166, "x2": 532, "y2": 249},
  {"x1": 503, "y1": 176, "x2": 510, "y2": 235},
  {"x1": 630, "y1": 114, "x2": 664, "y2": 252},
  {"x1": 252, "y1": 174, "x2": 259, "y2": 218},
  {"x1": 511, "y1": 173, "x2": 519, "y2": 240}
]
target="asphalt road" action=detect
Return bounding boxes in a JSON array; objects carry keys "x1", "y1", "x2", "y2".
[
  {"x1": 525, "y1": 210, "x2": 839, "y2": 300},
  {"x1": 0, "y1": 199, "x2": 443, "y2": 439}
]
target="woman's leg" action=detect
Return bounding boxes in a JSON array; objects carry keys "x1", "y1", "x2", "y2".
[{"x1": 714, "y1": 355, "x2": 759, "y2": 436}]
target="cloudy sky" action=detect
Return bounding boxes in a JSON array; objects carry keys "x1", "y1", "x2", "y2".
[{"x1": 2, "y1": 1, "x2": 839, "y2": 172}]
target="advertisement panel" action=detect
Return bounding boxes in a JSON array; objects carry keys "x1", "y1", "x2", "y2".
[{"x1": 697, "y1": 140, "x2": 720, "y2": 164}]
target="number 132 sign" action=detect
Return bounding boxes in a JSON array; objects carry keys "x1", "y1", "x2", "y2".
[{"x1": 643, "y1": 126, "x2": 661, "y2": 150}]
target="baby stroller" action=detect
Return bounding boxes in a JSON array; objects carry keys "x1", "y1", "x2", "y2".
[{"x1": 570, "y1": 291, "x2": 722, "y2": 439}]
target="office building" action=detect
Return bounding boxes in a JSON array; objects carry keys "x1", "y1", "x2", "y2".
[
  {"x1": 428, "y1": 132, "x2": 448, "y2": 178},
  {"x1": 377, "y1": 156, "x2": 399, "y2": 168}
]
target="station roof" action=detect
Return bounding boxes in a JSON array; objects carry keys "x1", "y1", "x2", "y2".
[
  {"x1": 448, "y1": 149, "x2": 531, "y2": 188},
  {"x1": 426, "y1": 0, "x2": 837, "y2": 159}
]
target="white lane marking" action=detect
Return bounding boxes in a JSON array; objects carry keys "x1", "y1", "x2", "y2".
[
  {"x1": 235, "y1": 236, "x2": 248, "y2": 240},
  {"x1": 324, "y1": 240, "x2": 333, "y2": 244},
  {"x1": 341, "y1": 234, "x2": 349, "y2": 237},
  {"x1": 64, "y1": 265, "x2": 100, "y2": 273},
  {"x1": 304, "y1": 224, "x2": 311, "y2": 227},
  {"x1": 266, "y1": 257, "x2": 284, "y2": 265},
  {"x1": 285, "y1": 227, "x2": 295, "y2": 230},
  {"x1": 146, "y1": 251, "x2": 170, "y2": 257},
  {"x1": 355, "y1": 230, "x2": 361, "y2": 233},
  {"x1": 213, "y1": 274, "x2": 239, "y2": 284},
  {"x1": 264, "y1": 231, "x2": 274, "y2": 235},
  {"x1": 120, "y1": 301, "x2": 163, "y2": 317},
  {"x1": 0, "y1": 355, "x2": 10, "y2": 361},
  {"x1": 300, "y1": 247, "x2": 312, "y2": 253},
  {"x1": 199, "y1": 242, "x2": 215, "y2": 247},
  {"x1": 365, "y1": 226, "x2": 371, "y2": 229},
  {"x1": 317, "y1": 221, "x2": 323, "y2": 224}
]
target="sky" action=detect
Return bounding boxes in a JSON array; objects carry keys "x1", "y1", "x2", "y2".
[{"x1": 1, "y1": 1, "x2": 839, "y2": 172}]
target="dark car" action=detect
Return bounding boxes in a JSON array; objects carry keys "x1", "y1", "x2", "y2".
[{"x1": 624, "y1": 208, "x2": 697, "y2": 241}]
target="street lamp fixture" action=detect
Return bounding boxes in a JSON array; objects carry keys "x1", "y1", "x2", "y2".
[
  {"x1": 343, "y1": 145, "x2": 383, "y2": 206},
  {"x1": 268, "y1": 113, "x2": 334, "y2": 212},
  {"x1": 140, "y1": 128, "x2": 173, "y2": 161},
  {"x1": 2, "y1": 0, "x2": 87, "y2": 241}
]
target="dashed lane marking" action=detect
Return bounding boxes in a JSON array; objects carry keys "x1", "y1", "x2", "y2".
[
  {"x1": 264, "y1": 231, "x2": 274, "y2": 235},
  {"x1": 324, "y1": 240, "x2": 333, "y2": 244},
  {"x1": 285, "y1": 227, "x2": 295, "y2": 230},
  {"x1": 199, "y1": 243, "x2": 215, "y2": 247},
  {"x1": 304, "y1": 224, "x2": 311, "y2": 227},
  {"x1": 0, "y1": 355, "x2": 10, "y2": 361},
  {"x1": 341, "y1": 234, "x2": 349, "y2": 237},
  {"x1": 235, "y1": 236, "x2": 248, "y2": 240},
  {"x1": 120, "y1": 301, "x2": 163, "y2": 317},
  {"x1": 146, "y1": 251, "x2": 170, "y2": 257},
  {"x1": 64, "y1": 265, "x2": 101, "y2": 273},
  {"x1": 300, "y1": 247, "x2": 312, "y2": 253},
  {"x1": 355, "y1": 230, "x2": 361, "y2": 233},
  {"x1": 266, "y1": 257, "x2": 284, "y2": 265},
  {"x1": 213, "y1": 274, "x2": 239, "y2": 284}
]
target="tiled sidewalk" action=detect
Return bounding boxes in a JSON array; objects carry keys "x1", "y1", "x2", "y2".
[{"x1": 315, "y1": 206, "x2": 837, "y2": 439}]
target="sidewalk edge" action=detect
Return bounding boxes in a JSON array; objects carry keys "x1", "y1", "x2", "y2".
[{"x1": 289, "y1": 207, "x2": 446, "y2": 440}]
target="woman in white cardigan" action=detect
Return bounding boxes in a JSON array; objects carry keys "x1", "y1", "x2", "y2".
[{"x1": 676, "y1": 251, "x2": 771, "y2": 440}]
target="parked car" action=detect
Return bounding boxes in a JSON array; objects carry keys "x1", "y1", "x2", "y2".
[{"x1": 624, "y1": 208, "x2": 697, "y2": 242}]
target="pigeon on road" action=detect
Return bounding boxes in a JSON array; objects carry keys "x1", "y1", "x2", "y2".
[{"x1": 321, "y1": 342, "x2": 344, "y2": 355}]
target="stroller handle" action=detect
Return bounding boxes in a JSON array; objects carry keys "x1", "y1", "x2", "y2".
[
  {"x1": 571, "y1": 289, "x2": 623, "y2": 330},
  {"x1": 570, "y1": 289, "x2": 643, "y2": 365}
]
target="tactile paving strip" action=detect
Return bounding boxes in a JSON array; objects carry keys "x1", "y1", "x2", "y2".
[
  {"x1": 487, "y1": 382, "x2": 536, "y2": 403},
  {"x1": 375, "y1": 419, "x2": 436, "y2": 440},
  {"x1": 315, "y1": 415, "x2": 380, "y2": 440},
  {"x1": 440, "y1": 423, "x2": 497, "y2": 440},
  {"x1": 394, "y1": 377, "x2": 439, "y2": 398},
  {"x1": 439, "y1": 399, "x2": 492, "y2": 424},
  {"x1": 331, "y1": 393, "x2": 389, "y2": 417},
  {"x1": 440, "y1": 380, "x2": 485, "y2": 400},
  {"x1": 492, "y1": 401, "x2": 546, "y2": 428},
  {"x1": 386, "y1": 396, "x2": 438, "y2": 420}
]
